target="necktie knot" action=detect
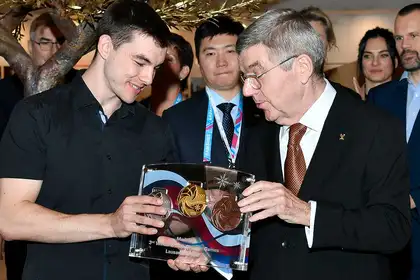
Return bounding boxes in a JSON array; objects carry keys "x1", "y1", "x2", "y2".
[
  {"x1": 288, "y1": 123, "x2": 307, "y2": 146},
  {"x1": 217, "y1": 102, "x2": 235, "y2": 114}
]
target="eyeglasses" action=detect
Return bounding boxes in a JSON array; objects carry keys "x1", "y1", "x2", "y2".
[
  {"x1": 32, "y1": 40, "x2": 63, "y2": 51},
  {"x1": 240, "y1": 55, "x2": 298, "y2": 90}
]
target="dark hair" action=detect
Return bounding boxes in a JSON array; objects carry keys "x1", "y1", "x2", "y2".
[
  {"x1": 300, "y1": 6, "x2": 337, "y2": 50},
  {"x1": 168, "y1": 33, "x2": 193, "y2": 91},
  {"x1": 398, "y1": 4, "x2": 420, "y2": 16},
  {"x1": 97, "y1": 0, "x2": 170, "y2": 50},
  {"x1": 357, "y1": 27, "x2": 398, "y2": 75},
  {"x1": 30, "y1": 13, "x2": 64, "y2": 43},
  {"x1": 194, "y1": 15, "x2": 244, "y2": 59}
]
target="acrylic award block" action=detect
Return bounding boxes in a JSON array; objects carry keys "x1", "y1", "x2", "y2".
[{"x1": 129, "y1": 163, "x2": 255, "y2": 271}]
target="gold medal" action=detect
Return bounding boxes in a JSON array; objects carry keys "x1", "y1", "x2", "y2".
[{"x1": 177, "y1": 183, "x2": 207, "y2": 217}]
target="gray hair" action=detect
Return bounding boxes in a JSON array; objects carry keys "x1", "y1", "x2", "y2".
[{"x1": 236, "y1": 9, "x2": 325, "y2": 77}]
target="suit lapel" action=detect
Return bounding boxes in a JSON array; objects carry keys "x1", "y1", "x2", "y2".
[
  {"x1": 394, "y1": 79, "x2": 408, "y2": 127},
  {"x1": 268, "y1": 124, "x2": 283, "y2": 183},
  {"x1": 298, "y1": 92, "x2": 355, "y2": 202},
  {"x1": 187, "y1": 91, "x2": 211, "y2": 163},
  {"x1": 211, "y1": 120, "x2": 230, "y2": 166},
  {"x1": 236, "y1": 97, "x2": 259, "y2": 169},
  {"x1": 191, "y1": 90, "x2": 229, "y2": 166}
]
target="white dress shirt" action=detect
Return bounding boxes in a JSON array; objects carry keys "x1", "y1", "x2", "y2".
[
  {"x1": 279, "y1": 79, "x2": 336, "y2": 248},
  {"x1": 205, "y1": 86, "x2": 241, "y2": 121}
]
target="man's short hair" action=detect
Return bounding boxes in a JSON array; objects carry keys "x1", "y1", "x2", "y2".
[
  {"x1": 97, "y1": 0, "x2": 170, "y2": 49},
  {"x1": 237, "y1": 9, "x2": 325, "y2": 78},
  {"x1": 30, "y1": 13, "x2": 63, "y2": 42},
  {"x1": 398, "y1": 3, "x2": 420, "y2": 16},
  {"x1": 194, "y1": 15, "x2": 244, "y2": 59},
  {"x1": 300, "y1": 6, "x2": 337, "y2": 50}
]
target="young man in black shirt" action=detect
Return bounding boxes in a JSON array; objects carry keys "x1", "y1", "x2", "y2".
[{"x1": 0, "y1": 2, "x2": 183, "y2": 280}]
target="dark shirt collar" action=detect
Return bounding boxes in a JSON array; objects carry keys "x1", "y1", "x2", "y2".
[{"x1": 71, "y1": 74, "x2": 136, "y2": 118}]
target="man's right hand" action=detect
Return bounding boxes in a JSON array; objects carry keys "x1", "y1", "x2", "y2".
[{"x1": 109, "y1": 195, "x2": 167, "y2": 238}]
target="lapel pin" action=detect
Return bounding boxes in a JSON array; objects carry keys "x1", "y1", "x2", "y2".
[{"x1": 339, "y1": 133, "x2": 346, "y2": 141}]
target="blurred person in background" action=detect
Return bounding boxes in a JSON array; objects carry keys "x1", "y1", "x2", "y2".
[
  {"x1": 300, "y1": 6, "x2": 361, "y2": 100},
  {"x1": 353, "y1": 27, "x2": 399, "y2": 100},
  {"x1": 142, "y1": 32, "x2": 193, "y2": 116}
]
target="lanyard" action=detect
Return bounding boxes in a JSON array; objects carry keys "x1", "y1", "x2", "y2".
[
  {"x1": 202, "y1": 91, "x2": 243, "y2": 169},
  {"x1": 173, "y1": 93, "x2": 183, "y2": 105}
]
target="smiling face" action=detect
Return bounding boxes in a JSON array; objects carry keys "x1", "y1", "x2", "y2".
[
  {"x1": 395, "y1": 10, "x2": 420, "y2": 72},
  {"x1": 197, "y1": 34, "x2": 241, "y2": 91},
  {"x1": 102, "y1": 32, "x2": 166, "y2": 104},
  {"x1": 362, "y1": 37, "x2": 395, "y2": 83}
]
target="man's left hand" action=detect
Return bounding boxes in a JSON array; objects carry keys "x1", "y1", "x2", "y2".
[{"x1": 238, "y1": 181, "x2": 311, "y2": 226}]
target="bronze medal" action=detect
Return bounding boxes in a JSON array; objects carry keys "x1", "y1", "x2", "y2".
[
  {"x1": 211, "y1": 195, "x2": 241, "y2": 232},
  {"x1": 177, "y1": 184, "x2": 207, "y2": 217}
]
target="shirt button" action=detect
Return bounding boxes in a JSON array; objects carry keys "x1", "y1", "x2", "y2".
[
  {"x1": 281, "y1": 241, "x2": 289, "y2": 248},
  {"x1": 106, "y1": 154, "x2": 112, "y2": 160},
  {"x1": 108, "y1": 189, "x2": 112, "y2": 195}
]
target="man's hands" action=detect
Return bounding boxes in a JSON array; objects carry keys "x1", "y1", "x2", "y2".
[
  {"x1": 109, "y1": 195, "x2": 167, "y2": 238},
  {"x1": 238, "y1": 181, "x2": 311, "y2": 226},
  {"x1": 158, "y1": 236, "x2": 209, "y2": 273}
]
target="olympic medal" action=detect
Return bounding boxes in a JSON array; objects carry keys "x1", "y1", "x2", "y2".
[
  {"x1": 147, "y1": 189, "x2": 172, "y2": 221},
  {"x1": 177, "y1": 184, "x2": 207, "y2": 217},
  {"x1": 211, "y1": 195, "x2": 241, "y2": 232}
]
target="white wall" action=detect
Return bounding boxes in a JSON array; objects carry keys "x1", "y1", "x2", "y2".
[{"x1": 325, "y1": 10, "x2": 397, "y2": 69}]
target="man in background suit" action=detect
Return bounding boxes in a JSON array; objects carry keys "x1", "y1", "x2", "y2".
[
  {"x1": 153, "y1": 15, "x2": 263, "y2": 280},
  {"x1": 236, "y1": 8, "x2": 411, "y2": 280},
  {"x1": 368, "y1": 4, "x2": 420, "y2": 279}
]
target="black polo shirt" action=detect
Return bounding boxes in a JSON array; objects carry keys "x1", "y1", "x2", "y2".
[
  {"x1": 0, "y1": 75, "x2": 24, "y2": 137},
  {"x1": 0, "y1": 74, "x2": 178, "y2": 280}
]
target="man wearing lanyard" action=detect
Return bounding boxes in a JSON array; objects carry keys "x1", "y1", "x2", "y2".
[{"x1": 151, "y1": 15, "x2": 266, "y2": 280}]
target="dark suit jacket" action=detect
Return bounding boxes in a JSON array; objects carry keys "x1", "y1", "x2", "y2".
[
  {"x1": 249, "y1": 85, "x2": 411, "y2": 280},
  {"x1": 368, "y1": 79, "x2": 420, "y2": 279},
  {"x1": 162, "y1": 89, "x2": 266, "y2": 178},
  {"x1": 150, "y1": 89, "x2": 267, "y2": 280}
]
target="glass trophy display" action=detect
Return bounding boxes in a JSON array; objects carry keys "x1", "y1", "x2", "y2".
[{"x1": 129, "y1": 163, "x2": 255, "y2": 271}]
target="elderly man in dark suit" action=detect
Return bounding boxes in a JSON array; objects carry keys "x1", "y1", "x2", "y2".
[{"x1": 235, "y1": 8, "x2": 411, "y2": 280}]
